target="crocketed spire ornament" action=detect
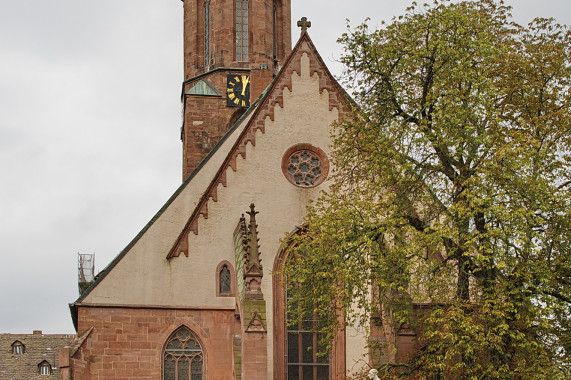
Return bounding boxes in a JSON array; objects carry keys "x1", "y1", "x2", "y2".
[{"x1": 241, "y1": 203, "x2": 263, "y2": 297}]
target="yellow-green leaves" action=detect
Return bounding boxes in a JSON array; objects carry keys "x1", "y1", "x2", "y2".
[{"x1": 287, "y1": 0, "x2": 570, "y2": 378}]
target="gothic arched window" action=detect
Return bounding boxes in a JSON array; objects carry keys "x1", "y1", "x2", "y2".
[
  {"x1": 216, "y1": 261, "x2": 235, "y2": 297},
  {"x1": 220, "y1": 265, "x2": 231, "y2": 294},
  {"x1": 163, "y1": 326, "x2": 204, "y2": 380},
  {"x1": 273, "y1": 234, "x2": 343, "y2": 380},
  {"x1": 235, "y1": 0, "x2": 248, "y2": 61}
]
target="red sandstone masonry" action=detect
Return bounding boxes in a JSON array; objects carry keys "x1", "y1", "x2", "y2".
[{"x1": 71, "y1": 306, "x2": 240, "y2": 380}]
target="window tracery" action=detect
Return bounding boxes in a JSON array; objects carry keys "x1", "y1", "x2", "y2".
[
  {"x1": 273, "y1": 233, "x2": 341, "y2": 380},
  {"x1": 220, "y1": 265, "x2": 231, "y2": 294},
  {"x1": 282, "y1": 144, "x2": 329, "y2": 188},
  {"x1": 163, "y1": 326, "x2": 204, "y2": 380}
]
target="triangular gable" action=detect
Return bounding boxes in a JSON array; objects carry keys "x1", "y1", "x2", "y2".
[
  {"x1": 185, "y1": 79, "x2": 222, "y2": 97},
  {"x1": 70, "y1": 86, "x2": 266, "y2": 310},
  {"x1": 166, "y1": 31, "x2": 352, "y2": 259},
  {"x1": 70, "y1": 31, "x2": 352, "y2": 316}
]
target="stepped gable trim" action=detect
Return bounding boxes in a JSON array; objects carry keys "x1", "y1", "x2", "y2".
[
  {"x1": 70, "y1": 33, "x2": 353, "y2": 325},
  {"x1": 71, "y1": 77, "x2": 265, "y2": 312},
  {"x1": 167, "y1": 32, "x2": 352, "y2": 259}
]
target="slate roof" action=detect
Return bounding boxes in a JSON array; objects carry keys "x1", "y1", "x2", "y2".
[{"x1": 0, "y1": 333, "x2": 74, "y2": 380}]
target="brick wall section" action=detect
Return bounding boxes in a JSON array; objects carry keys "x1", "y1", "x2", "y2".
[
  {"x1": 180, "y1": 0, "x2": 292, "y2": 179},
  {"x1": 241, "y1": 332, "x2": 267, "y2": 379},
  {"x1": 181, "y1": 66, "x2": 276, "y2": 180},
  {"x1": 72, "y1": 306, "x2": 240, "y2": 380},
  {"x1": 182, "y1": 0, "x2": 291, "y2": 80}
]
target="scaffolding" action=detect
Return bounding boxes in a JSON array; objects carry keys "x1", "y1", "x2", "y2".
[{"x1": 78, "y1": 253, "x2": 95, "y2": 295}]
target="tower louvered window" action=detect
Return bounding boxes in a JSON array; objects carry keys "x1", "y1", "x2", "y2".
[
  {"x1": 163, "y1": 326, "x2": 204, "y2": 380},
  {"x1": 203, "y1": 0, "x2": 211, "y2": 68},
  {"x1": 273, "y1": 3, "x2": 277, "y2": 60},
  {"x1": 235, "y1": 0, "x2": 248, "y2": 61}
]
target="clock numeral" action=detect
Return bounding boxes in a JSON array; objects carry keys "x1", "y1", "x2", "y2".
[{"x1": 227, "y1": 74, "x2": 249, "y2": 108}]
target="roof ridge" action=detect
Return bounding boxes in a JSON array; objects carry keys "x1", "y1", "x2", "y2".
[{"x1": 166, "y1": 32, "x2": 352, "y2": 259}]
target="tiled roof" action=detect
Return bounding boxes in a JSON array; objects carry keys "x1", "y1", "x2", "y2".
[{"x1": 0, "y1": 333, "x2": 74, "y2": 380}]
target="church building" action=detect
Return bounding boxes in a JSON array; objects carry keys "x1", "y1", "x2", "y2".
[{"x1": 62, "y1": 1, "x2": 420, "y2": 379}]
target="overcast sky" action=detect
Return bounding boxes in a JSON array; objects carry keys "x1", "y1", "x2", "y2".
[{"x1": 1, "y1": 1, "x2": 569, "y2": 334}]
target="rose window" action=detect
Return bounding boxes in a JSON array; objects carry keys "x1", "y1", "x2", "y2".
[{"x1": 282, "y1": 144, "x2": 329, "y2": 188}]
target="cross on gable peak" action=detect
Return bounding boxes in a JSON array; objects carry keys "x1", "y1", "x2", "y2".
[{"x1": 297, "y1": 17, "x2": 311, "y2": 33}]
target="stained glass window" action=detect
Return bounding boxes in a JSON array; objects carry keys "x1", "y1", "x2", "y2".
[
  {"x1": 163, "y1": 327, "x2": 204, "y2": 380},
  {"x1": 220, "y1": 265, "x2": 231, "y2": 294},
  {"x1": 285, "y1": 149, "x2": 324, "y2": 187}
]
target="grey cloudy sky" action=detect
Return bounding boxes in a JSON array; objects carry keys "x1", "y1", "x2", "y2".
[{"x1": 0, "y1": 1, "x2": 569, "y2": 334}]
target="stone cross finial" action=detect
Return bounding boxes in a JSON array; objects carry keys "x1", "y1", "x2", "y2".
[{"x1": 297, "y1": 17, "x2": 311, "y2": 33}]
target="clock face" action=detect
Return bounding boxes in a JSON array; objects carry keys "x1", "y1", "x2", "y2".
[{"x1": 226, "y1": 74, "x2": 250, "y2": 107}]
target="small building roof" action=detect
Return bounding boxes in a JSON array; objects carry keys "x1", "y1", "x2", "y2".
[{"x1": 0, "y1": 332, "x2": 74, "y2": 380}]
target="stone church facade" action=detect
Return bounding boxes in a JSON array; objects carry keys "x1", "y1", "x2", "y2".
[{"x1": 62, "y1": 1, "x2": 420, "y2": 379}]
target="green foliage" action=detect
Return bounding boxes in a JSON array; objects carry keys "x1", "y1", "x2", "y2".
[{"x1": 283, "y1": 1, "x2": 570, "y2": 378}]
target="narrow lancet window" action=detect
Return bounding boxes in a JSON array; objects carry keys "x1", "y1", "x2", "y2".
[
  {"x1": 220, "y1": 265, "x2": 231, "y2": 294},
  {"x1": 235, "y1": 0, "x2": 248, "y2": 61}
]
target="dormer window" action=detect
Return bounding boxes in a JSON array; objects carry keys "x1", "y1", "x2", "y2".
[
  {"x1": 39, "y1": 360, "x2": 52, "y2": 375},
  {"x1": 11, "y1": 340, "x2": 24, "y2": 355}
]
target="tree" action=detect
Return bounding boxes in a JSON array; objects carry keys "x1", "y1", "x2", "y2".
[{"x1": 283, "y1": 1, "x2": 570, "y2": 378}]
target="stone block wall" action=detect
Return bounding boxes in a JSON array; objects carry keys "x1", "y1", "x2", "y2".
[{"x1": 71, "y1": 306, "x2": 240, "y2": 380}]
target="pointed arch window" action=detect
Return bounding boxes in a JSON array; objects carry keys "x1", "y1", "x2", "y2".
[
  {"x1": 216, "y1": 261, "x2": 235, "y2": 297},
  {"x1": 273, "y1": 235, "x2": 344, "y2": 380},
  {"x1": 235, "y1": 0, "x2": 248, "y2": 61},
  {"x1": 163, "y1": 326, "x2": 204, "y2": 380},
  {"x1": 220, "y1": 265, "x2": 231, "y2": 294}
]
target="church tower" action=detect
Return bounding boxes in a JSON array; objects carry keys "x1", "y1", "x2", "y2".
[{"x1": 180, "y1": 0, "x2": 292, "y2": 179}]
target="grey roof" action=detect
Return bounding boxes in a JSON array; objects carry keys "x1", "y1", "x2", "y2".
[{"x1": 0, "y1": 333, "x2": 74, "y2": 380}]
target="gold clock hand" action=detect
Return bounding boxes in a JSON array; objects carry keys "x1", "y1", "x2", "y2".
[{"x1": 241, "y1": 76, "x2": 249, "y2": 96}]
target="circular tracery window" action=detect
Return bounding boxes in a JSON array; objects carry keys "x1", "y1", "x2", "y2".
[{"x1": 282, "y1": 144, "x2": 329, "y2": 187}]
